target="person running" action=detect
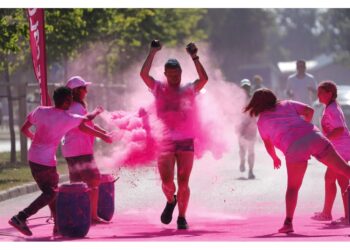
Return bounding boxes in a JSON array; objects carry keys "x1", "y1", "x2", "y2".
[
  {"x1": 286, "y1": 59, "x2": 317, "y2": 106},
  {"x1": 62, "y1": 76, "x2": 110, "y2": 224},
  {"x1": 8, "y1": 87, "x2": 112, "y2": 236},
  {"x1": 237, "y1": 79, "x2": 257, "y2": 179},
  {"x1": 244, "y1": 88, "x2": 350, "y2": 234},
  {"x1": 311, "y1": 81, "x2": 350, "y2": 225},
  {"x1": 140, "y1": 40, "x2": 208, "y2": 229}
]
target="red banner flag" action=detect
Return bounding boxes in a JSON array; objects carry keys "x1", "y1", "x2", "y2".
[{"x1": 27, "y1": 8, "x2": 51, "y2": 106}]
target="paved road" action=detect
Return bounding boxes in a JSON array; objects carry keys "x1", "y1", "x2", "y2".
[{"x1": 0, "y1": 141, "x2": 349, "y2": 243}]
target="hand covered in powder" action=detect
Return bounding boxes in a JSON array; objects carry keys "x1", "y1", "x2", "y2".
[
  {"x1": 273, "y1": 156, "x2": 281, "y2": 169},
  {"x1": 101, "y1": 133, "x2": 113, "y2": 144},
  {"x1": 93, "y1": 106, "x2": 104, "y2": 115}
]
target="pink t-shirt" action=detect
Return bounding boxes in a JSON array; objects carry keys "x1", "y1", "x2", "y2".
[
  {"x1": 62, "y1": 102, "x2": 95, "y2": 157},
  {"x1": 321, "y1": 101, "x2": 350, "y2": 160},
  {"x1": 257, "y1": 100, "x2": 319, "y2": 154},
  {"x1": 28, "y1": 106, "x2": 84, "y2": 167},
  {"x1": 152, "y1": 81, "x2": 197, "y2": 140}
]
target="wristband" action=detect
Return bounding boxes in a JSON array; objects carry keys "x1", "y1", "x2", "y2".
[{"x1": 192, "y1": 56, "x2": 199, "y2": 61}]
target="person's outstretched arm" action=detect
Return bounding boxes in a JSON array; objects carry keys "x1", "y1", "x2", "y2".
[
  {"x1": 79, "y1": 122, "x2": 112, "y2": 143},
  {"x1": 86, "y1": 106, "x2": 104, "y2": 121},
  {"x1": 140, "y1": 41, "x2": 161, "y2": 90},
  {"x1": 93, "y1": 124, "x2": 108, "y2": 134},
  {"x1": 262, "y1": 138, "x2": 281, "y2": 169},
  {"x1": 187, "y1": 43, "x2": 208, "y2": 92}
]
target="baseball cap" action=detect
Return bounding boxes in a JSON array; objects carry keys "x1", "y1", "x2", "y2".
[
  {"x1": 66, "y1": 76, "x2": 92, "y2": 89},
  {"x1": 240, "y1": 78, "x2": 251, "y2": 87}
]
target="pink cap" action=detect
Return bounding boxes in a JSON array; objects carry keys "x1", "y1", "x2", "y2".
[{"x1": 66, "y1": 76, "x2": 92, "y2": 89}]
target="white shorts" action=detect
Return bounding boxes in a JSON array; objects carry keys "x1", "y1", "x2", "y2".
[{"x1": 285, "y1": 132, "x2": 333, "y2": 164}]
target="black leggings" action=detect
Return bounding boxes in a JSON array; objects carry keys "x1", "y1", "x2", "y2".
[{"x1": 21, "y1": 162, "x2": 59, "y2": 220}]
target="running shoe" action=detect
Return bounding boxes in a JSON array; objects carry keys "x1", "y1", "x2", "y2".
[
  {"x1": 330, "y1": 217, "x2": 349, "y2": 226},
  {"x1": 8, "y1": 215, "x2": 32, "y2": 236},
  {"x1": 239, "y1": 164, "x2": 245, "y2": 173},
  {"x1": 160, "y1": 195, "x2": 177, "y2": 224},
  {"x1": 248, "y1": 170, "x2": 255, "y2": 179},
  {"x1": 311, "y1": 212, "x2": 332, "y2": 221},
  {"x1": 177, "y1": 216, "x2": 189, "y2": 230},
  {"x1": 278, "y1": 223, "x2": 294, "y2": 233}
]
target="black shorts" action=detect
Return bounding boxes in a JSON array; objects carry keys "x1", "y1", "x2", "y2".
[{"x1": 162, "y1": 138, "x2": 194, "y2": 153}]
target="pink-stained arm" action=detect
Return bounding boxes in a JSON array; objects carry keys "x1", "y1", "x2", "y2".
[
  {"x1": 189, "y1": 45, "x2": 208, "y2": 92},
  {"x1": 21, "y1": 119, "x2": 34, "y2": 140},
  {"x1": 192, "y1": 58, "x2": 209, "y2": 92},
  {"x1": 326, "y1": 127, "x2": 344, "y2": 140},
  {"x1": 79, "y1": 122, "x2": 112, "y2": 143},
  {"x1": 93, "y1": 124, "x2": 107, "y2": 134},
  {"x1": 140, "y1": 45, "x2": 160, "y2": 90},
  {"x1": 291, "y1": 101, "x2": 314, "y2": 122},
  {"x1": 86, "y1": 106, "x2": 104, "y2": 121},
  {"x1": 302, "y1": 105, "x2": 314, "y2": 123},
  {"x1": 262, "y1": 138, "x2": 281, "y2": 169}
]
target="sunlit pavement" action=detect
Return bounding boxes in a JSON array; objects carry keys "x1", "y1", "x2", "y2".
[{"x1": 1, "y1": 141, "x2": 350, "y2": 242}]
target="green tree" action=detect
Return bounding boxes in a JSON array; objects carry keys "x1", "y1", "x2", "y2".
[
  {"x1": 45, "y1": 9, "x2": 88, "y2": 81},
  {"x1": 203, "y1": 9, "x2": 275, "y2": 82},
  {"x1": 0, "y1": 9, "x2": 28, "y2": 163},
  {"x1": 81, "y1": 9, "x2": 207, "y2": 83},
  {"x1": 320, "y1": 9, "x2": 350, "y2": 64},
  {"x1": 43, "y1": 9, "x2": 207, "y2": 84},
  {"x1": 274, "y1": 9, "x2": 325, "y2": 60}
]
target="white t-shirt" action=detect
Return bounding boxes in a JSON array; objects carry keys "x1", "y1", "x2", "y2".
[
  {"x1": 28, "y1": 106, "x2": 84, "y2": 167},
  {"x1": 321, "y1": 101, "x2": 350, "y2": 160},
  {"x1": 258, "y1": 100, "x2": 319, "y2": 154},
  {"x1": 152, "y1": 81, "x2": 197, "y2": 140},
  {"x1": 286, "y1": 73, "x2": 317, "y2": 105},
  {"x1": 62, "y1": 102, "x2": 95, "y2": 157}
]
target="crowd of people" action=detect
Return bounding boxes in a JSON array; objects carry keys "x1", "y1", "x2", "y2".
[{"x1": 6, "y1": 40, "x2": 350, "y2": 237}]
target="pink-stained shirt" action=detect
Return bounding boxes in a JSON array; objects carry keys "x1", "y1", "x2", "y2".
[
  {"x1": 321, "y1": 101, "x2": 350, "y2": 160},
  {"x1": 62, "y1": 102, "x2": 95, "y2": 157},
  {"x1": 27, "y1": 106, "x2": 84, "y2": 167},
  {"x1": 257, "y1": 100, "x2": 319, "y2": 154},
  {"x1": 152, "y1": 81, "x2": 197, "y2": 140}
]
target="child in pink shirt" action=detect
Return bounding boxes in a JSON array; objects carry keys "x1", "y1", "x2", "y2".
[
  {"x1": 312, "y1": 81, "x2": 350, "y2": 225},
  {"x1": 245, "y1": 88, "x2": 350, "y2": 234}
]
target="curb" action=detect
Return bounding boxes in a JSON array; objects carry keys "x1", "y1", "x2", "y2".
[{"x1": 0, "y1": 174, "x2": 69, "y2": 202}]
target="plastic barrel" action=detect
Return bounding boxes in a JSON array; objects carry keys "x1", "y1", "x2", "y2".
[
  {"x1": 97, "y1": 174, "x2": 115, "y2": 221},
  {"x1": 56, "y1": 182, "x2": 91, "y2": 237}
]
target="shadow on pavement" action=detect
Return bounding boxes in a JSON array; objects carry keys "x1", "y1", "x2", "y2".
[{"x1": 250, "y1": 232, "x2": 347, "y2": 238}]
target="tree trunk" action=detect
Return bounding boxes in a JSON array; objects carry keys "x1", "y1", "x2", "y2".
[
  {"x1": 18, "y1": 83, "x2": 27, "y2": 163},
  {"x1": 63, "y1": 56, "x2": 68, "y2": 82},
  {"x1": 4, "y1": 60, "x2": 16, "y2": 163}
]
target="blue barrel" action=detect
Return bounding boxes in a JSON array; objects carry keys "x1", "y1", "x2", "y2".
[
  {"x1": 56, "y1": 182, "x2": 91, "y2": 237},
  {"x1": 98, "y1": 174, "x2": 115, "y2": 221}
]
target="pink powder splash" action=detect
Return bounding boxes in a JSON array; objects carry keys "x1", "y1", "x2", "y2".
[
  {"x1": 91, "y1": 44, "x2": 248, "y2": 173},
  {"x1": 97, "y1": 106, "x2": 165, "y2": 169},
  {"x1": 96, "y1": 83, "x2": 245, "y2": 172}
]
